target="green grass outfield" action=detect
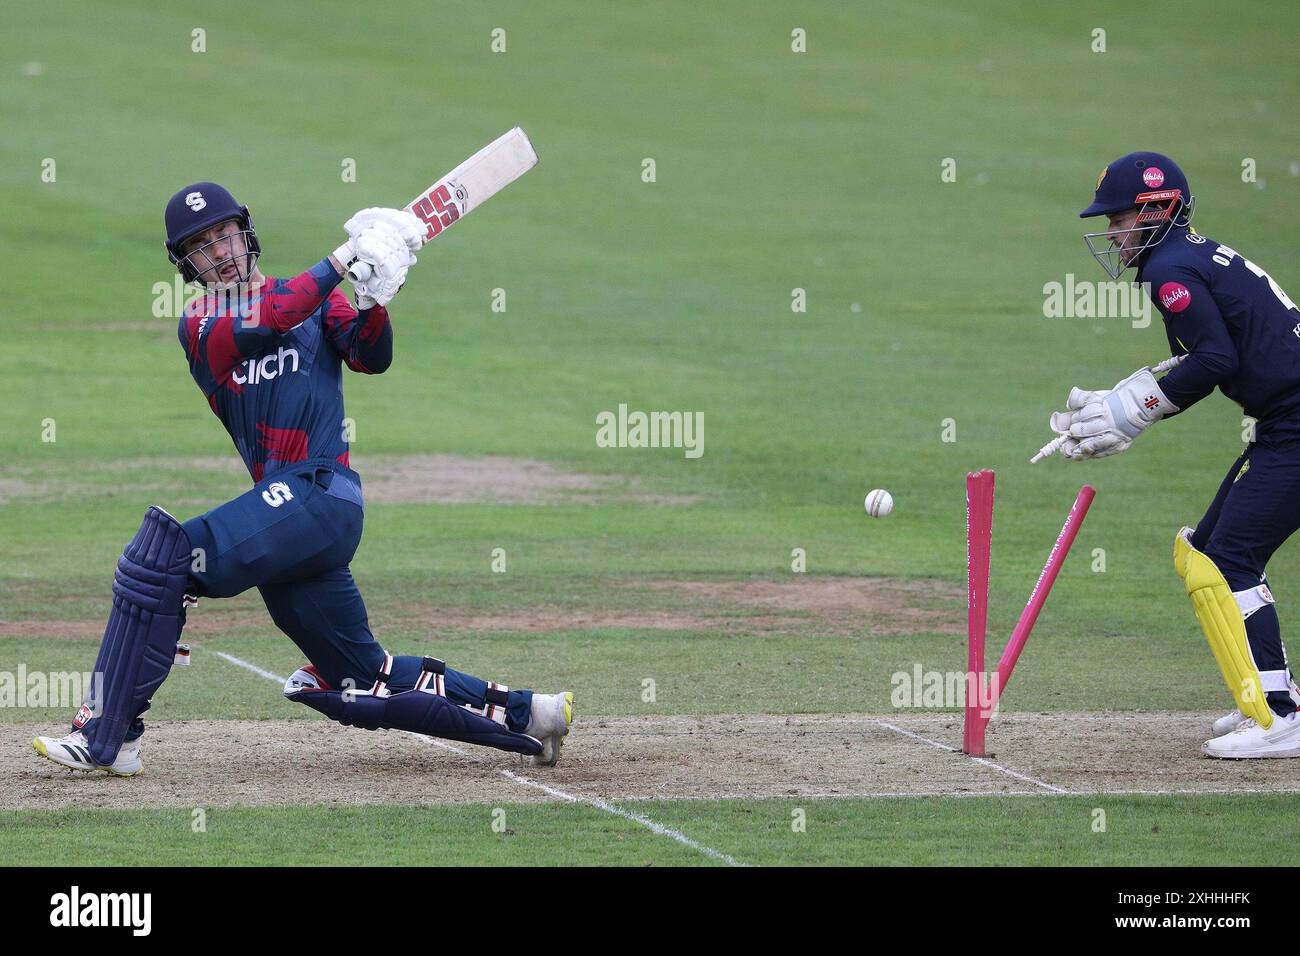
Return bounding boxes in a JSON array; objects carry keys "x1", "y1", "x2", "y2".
[
  {"x1": 3, "y1": 0, "x2": 1300, "y2": 865},
  {"x1": 4, "y1": 796, "x2": 1298, "y2": 867}
]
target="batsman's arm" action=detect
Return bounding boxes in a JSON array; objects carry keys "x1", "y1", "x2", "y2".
[
  {"x1": 256, "y1": 258, "x2": 344, "y2": 333},
  {"x1": 322, "y1": 288, "x2": 393, "y2": 374},
  {"x1": 179, "y1": 259, "x2": 344, "y2": 388}
]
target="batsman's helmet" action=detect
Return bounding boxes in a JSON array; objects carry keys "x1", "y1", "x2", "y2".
[{"x1": 164, "y1": 182, "x2": 261, "y2": 283}]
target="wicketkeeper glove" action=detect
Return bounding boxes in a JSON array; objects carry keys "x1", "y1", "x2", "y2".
[{"x1": 1048, "y1": 367, "x2": 1179, "y2": 460}]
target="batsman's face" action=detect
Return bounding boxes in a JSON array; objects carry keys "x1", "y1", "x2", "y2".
[
  {"x1": 1105, "y1": 208, "x2": 1144, "y2": 265},
  {"x1": 184, "y1": 220, "x2": 251, "y2": 286}
]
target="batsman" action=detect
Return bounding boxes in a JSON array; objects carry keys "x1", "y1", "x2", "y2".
[
  {"x1": 32, "y1": 183, "x2": 573, "y2": 775},
  {"x1": 1040, "y1": 151, "x2": 1300, "y2": 758}
]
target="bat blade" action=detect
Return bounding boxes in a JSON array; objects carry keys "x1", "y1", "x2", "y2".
[
  {"x1": 406, "y1": 126, "x2": 538, "y2": 245},
  {"x1": 346, "y1": 127, "x2": 538, "y2": 282}
]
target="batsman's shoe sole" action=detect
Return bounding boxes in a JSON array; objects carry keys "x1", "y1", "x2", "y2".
[
  {"x1": 531, "y1": 691, "x2": 574, "y2": 767},
  {"x1": 32, "y1": 736, "x2": 143, "y2": 777},
  {"x1": 1201, "y1": 742, "x2": 1300, "y2": 759}
]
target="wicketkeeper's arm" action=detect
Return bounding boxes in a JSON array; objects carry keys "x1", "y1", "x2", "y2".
[{"x1": 1147, "y1": 264, "x2": 1238, "y2": 412}]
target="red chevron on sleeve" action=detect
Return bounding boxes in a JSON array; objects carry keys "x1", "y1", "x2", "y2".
[
  {"x1": 259, "y1": 269, "x2": 336, "y2": 332},
  {"x1": 207, "y1": 319, "x2": 245, "y2": 389}
]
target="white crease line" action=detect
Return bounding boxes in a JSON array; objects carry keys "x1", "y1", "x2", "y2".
[
  {"x1": 213, "y1": 650, "x2": 746, "y2": 867},
  {"x1": 1064, "y1": 786, "x2": 1300, "y2": 796},
  {"x1": 967, "y1": 756, "x2": 1070, "y2": 793},
  {"x1": 617, "y1": 790, "x2": 1051, "y2": 800},
  {"x1": 495, "y1": 767, "x2": 747, "y2": 867},
  {"x1": 213, "y1": 651, "x2": 286, "y2": 683},
  {"x1": 870, "y1": 718, "x2": 1070, "y2": 794},
  {"x1": 624, "y1": 786, "x2": 1300, "y2": 800}
]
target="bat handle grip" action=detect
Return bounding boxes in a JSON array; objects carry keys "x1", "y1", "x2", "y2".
[
  {"x1": 350, "y1": 238, "x2": 423, "y2": 282},
  {"x1": 331, "y1": 241, "x2": 372, "y2": 283}
]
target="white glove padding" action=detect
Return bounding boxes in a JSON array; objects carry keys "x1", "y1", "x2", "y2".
[
  {"x1": 344, "y1": 207, "x2": 425, "y2": 254},
  {"x1": 1048, "y1": 387, "x2": 1108, "y2": 435},
  {"x1": 1059, "y1": 430, "x2": 1131, "y2": 460},
  {"x1": 336, "y1": 218, "x2": 418, "y2": 273},
  {"x1": 330, "y1": 210, "x2": 423, "y2": 293},
  {"x1": 348, "y1": 226, "x2": 414, "y2": 308},
  {"x1": 1045, "y1": 367, "x2": 1178, "y2": 461},
  {"x1": 1068, "y1": 367, "x2": 1178, "y2": 441}
]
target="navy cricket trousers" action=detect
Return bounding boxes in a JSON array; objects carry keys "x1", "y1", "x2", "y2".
[
  {"x1": 1190, "y1": 437, "x2": 1300, "y2": 710},
  {"x1": 178, "y1": 458, "x2": 530, "y2": 726}
]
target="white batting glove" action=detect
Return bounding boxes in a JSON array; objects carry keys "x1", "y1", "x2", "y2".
[
  {"x1": 344, "y1": 208, "x2": 425, "y2": 253},
  {"x1": 331, "y1": 209, "x2": 423, "y2": 294},
  {"x1": 347, "y1": 225, "x2": 415, "y2": 308}
]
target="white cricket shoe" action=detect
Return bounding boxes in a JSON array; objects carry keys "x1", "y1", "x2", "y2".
[
  {"x1": 525, "y1": 691, "x2": 574, "y2": 767},
  {"x1": 1202, "y1": 711, "x2": 1300, "y2": 759},
  {"x1": 32, "y1": 731, "x2": 143, "y2": 776},
  {"x1": 1211, "y1": 710, "x2": 1247, "y2": 737},
  {"x1": 1211, "y1": 678, "x2": 1300, "y2": 736}
]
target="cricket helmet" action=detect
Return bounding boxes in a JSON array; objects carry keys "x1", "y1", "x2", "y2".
[
  {"x1": 1079, "y1": 152, "x2": 1195, "y2": 278},
  {"x1": 164, "y1": 182, "x2": 261, "y2": 283}
]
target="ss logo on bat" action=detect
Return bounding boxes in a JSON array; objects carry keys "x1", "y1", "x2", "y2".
[{"x1": 412, "y1": 184, "x2": 463, "y2": 241}]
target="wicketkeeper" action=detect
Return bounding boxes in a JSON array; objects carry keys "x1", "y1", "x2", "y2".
[
  {"x1": 33, "y1": 183, "x2": 573, "y2": 776},
  {"x1": 1040, "y1": 151, "x2": 1300, "y2": 758}
]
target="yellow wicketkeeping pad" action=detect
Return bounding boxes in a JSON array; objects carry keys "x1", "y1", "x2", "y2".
[{"x1": 1174, "y1": 530, "x2": 1273, "y2": 729}]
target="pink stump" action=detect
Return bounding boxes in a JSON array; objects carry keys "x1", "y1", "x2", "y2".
[
  {"x1": 987, "y1": 485, "x2": 1096, "y2": 717},
  {"x1": 964, "y1": 470, "x2": 995, "y2": 756}
]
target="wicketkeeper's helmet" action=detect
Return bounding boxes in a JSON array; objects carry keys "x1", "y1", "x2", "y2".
[{"x1": 1080, "y1": 151, "x2": 1195, "y2": 278}]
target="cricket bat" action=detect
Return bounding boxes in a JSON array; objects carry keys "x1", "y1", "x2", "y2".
[{"x1": 345, "y1": 126, "x2": 538, "y2": 282}]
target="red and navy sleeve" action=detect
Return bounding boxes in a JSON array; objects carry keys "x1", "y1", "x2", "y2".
[
  {"x1": 322, "y1": 289, "x2": 393, "y2": 374},
  {"x1": 177, "y1": 258, "x2": 343, "y2": 393},
  {"x1": 1145, "y1": 260, "x2": 1239, "y2": 412}
]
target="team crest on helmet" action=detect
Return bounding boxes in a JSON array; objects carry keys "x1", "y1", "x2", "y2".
[{"x1": 1096, "y1": 166, "x2": 1108, "y2": 190}]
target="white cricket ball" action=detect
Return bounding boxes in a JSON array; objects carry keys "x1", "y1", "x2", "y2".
[{"x1": 864, "y1": 489, "x2": 893, "y2": 518}]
